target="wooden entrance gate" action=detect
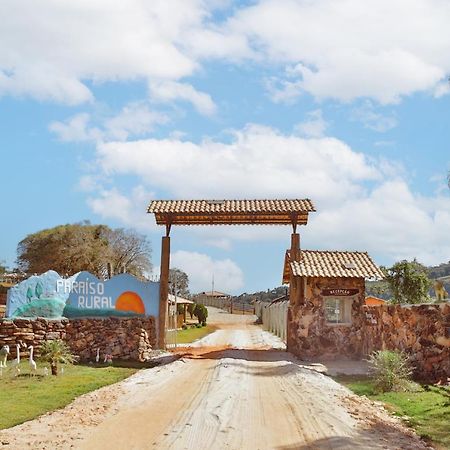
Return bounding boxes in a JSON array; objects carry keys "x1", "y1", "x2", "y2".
[{"x1": 147, "y1": 199, "x2": 316, "y2": 349}]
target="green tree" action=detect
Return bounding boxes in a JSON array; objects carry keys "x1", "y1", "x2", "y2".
[
  {"x1": 169, "y1": 268, "x2": 189, "y2": 297},
  {"x1": 194, "y1": 303, "x2": 208, "y2": 325},
  {"x1": 385, "y1": 260, "x2": 432, "y2": 304},
  {"x1": 16, "y1": 222, "x2": 151, "y2": 279},
  {"x1": 187, "y1": 302, "x2": 196, "y2": 319},
  {"x1": 104, "y1": 227, "x2": 152, "y2": 279},
  {"x1": 39, "y1": 339, "x2": 77, "y2": 376}
]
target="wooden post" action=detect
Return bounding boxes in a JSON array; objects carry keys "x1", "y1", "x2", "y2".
[
  {"x1": 290, "y1": 233, "x2": 300, "y2": 262},
  {"x1": 287, "y1": 232, "x2": 301, "y2": 352},
  {"x1": 158, "y1": 236, "x2": 170, "y2": 349},
  {"x1": 289, "y1": 233, "x2": 300, "y2": 306}
]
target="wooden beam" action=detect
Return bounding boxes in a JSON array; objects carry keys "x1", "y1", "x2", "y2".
[
  {"x1": 158, "y1": 236, "x2": 170, "y2": 349},
  {"x1": 154, "y1": 212, "x2": 310, "y2": 226}
]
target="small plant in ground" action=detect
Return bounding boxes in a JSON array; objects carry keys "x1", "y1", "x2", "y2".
[
  {"x1": 193, "y1": 304, "x2": 208, "y2": 324},
  {"x1": 368, "y1": 349, "x2": 413, "y2": 393},
  {"x1": 39, "y1": 339, "x2": 77, "y2": 376},
  {"x1": 181, "y1": 324, "x2": 188, "y2": 330}
]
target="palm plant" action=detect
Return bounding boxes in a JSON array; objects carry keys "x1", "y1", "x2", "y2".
[{"x1": 39, "y1": 339, "x2": 77, "y2": 376}]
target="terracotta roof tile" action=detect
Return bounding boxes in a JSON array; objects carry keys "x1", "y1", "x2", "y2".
[
  {"x1": 286, "y1": 250, "x2": 384, "y2": 280},
  {"x1": 148, "y1": 199, "x2": 315, "y2": 226},
  {"x1": 148, "y1": 199, "x2": 315, "y2": 214}
]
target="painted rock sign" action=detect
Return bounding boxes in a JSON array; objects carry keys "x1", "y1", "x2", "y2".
[{"x1": 6, "y1": 270, "x2": 159, "y2": 319}]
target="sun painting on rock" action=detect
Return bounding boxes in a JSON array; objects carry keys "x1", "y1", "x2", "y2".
[{"x1": 115, "y1": 291, "x2": 145, "y2": 314}]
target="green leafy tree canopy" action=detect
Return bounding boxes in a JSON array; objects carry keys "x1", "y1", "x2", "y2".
[
  {"x1": 16, "y1": 222, "x2": 152, "y2": 279},
  {"x1": 169, "y1": 268, "x2": 190, "y2": 298},
  {"x1": 385, "y1": 259, "x2": 432, "y2": 304},
  {"x1": 194, "y1": 303, "x2": 208, "y2": 325}
]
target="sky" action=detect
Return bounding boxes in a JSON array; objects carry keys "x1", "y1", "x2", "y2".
[{"x1": 1, "y1": 0, "x2": 450, "y2": 294}]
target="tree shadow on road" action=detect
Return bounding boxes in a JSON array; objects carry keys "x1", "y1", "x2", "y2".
[
  {"x1": 185, "y1": 348, "x2": 328, "y2": 377},
  {"x1": 275, "y1": 423, "x2": 431, "y2": 450}
]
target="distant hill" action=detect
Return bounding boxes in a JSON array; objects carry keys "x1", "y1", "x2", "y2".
[
  {"x1": 428, "y1": 261, "x2": 450, "y2": 297},
  {"x1": 428, "y1": 261, "x2": 450, "y2": 279},
  {"x1": 232, "y1": 286, "x2": 288, "y2": 304}
]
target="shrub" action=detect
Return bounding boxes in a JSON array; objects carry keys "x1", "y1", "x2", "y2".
[
  {"x1": 39, "y1": 339, "x2": 77, "y2": 376},
  {"x1": 196, "y1": 323, "x2": 202, "y2": 328},
  {"x1": 193, "y1": 304, "x2": 208, "y2": 324},
  {"x1": 368, "y1": 350, "x2": 413, "y2": 392},
  {"x1": 182, "y1": 324, "x2": 188, "y2": 330}
]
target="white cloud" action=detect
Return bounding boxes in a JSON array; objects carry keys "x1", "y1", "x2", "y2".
[
  {"x1": 50, "y1": 103, "x2": 168, "y2": 142},
  {"x1": 351, "y1": 101, "x2": 398, "y2": 132},
  {"x1": 307, "y1": 180, "x2": 450, "y2": 266},
  {"x1": 171, "y1": 250, "x2": 244, "y2": 293},
  {"x1": 3, "y1": 1, "x2": 450, "y2": 108},
  {"x1": 77, "y1": 175, "x2": 102, "y2": 192},
  {"x1": 0, "y1": 1, "x2": 208, "y2": 104},
  {"x1": 97, "y1": 124, "x2": 379, "y2": 202},
  {"x1": 225, "y1": 0, "x2": 450, "y2": 103},
  {"x1": 87, "y1": 185, "x2": 155, "y2": 231},
  {"x1": 85, "y1": 124, "x2": 450, "y2": 266},
  {"x1": 148, "y1": 80, "x2": 217, "y2": 116},
  {"x1": 294, "y1": 109, "x2": 328, "y2": 138},
  {"x1": 434, "y1": 79, "x2": 450, "y2": 98},
  {"x1": 49, "y1": 113, "x2": 101, "y2": 142},
  {"x1": 103, "y1": 103, "x2": 168, "y2": 141}
]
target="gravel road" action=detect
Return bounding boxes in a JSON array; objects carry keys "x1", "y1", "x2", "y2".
[{"x1": 0, "y1": 308, "x2": 431, "y2": 450}]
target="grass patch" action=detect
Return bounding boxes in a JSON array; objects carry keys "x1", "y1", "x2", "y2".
[
  {"x1": 0, "y1": 361, "x2": 137, "y2": 429},
  {"x1": 335, "y1": 375, "x2": 450, "y2": 448},
  {"x1": 176, "y1": 325, "x2": 217, "y2": 344}
]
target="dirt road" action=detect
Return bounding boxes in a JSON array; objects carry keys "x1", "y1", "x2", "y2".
[{"x1": 0, "y1": 309, "x2": 430, "y2": 450}]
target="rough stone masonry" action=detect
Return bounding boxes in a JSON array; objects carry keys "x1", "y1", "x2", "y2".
[{"x1": 0, "y1": 316, "x2": 156, "y2": 362}]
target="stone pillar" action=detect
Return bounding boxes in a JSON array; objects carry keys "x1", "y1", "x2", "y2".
[{"x1": 158, "y1": 236, "x2": 170, "y2": 349}]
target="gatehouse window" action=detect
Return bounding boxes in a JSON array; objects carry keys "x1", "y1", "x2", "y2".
[{"x1": 324, "y1": 297, "x2": 353, "y2": 325}]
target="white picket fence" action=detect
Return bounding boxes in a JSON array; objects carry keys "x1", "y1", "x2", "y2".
[{"x1": 255, "y1": 300, "x2": 288, "y2": 342}]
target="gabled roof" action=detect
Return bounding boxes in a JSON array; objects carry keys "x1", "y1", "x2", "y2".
[
  {"x1": 148, "y1": 199, "x2": 315, "y2": 226},
  {"x1": 283, "y1": 250, "x2": 384, "y2": 283},
  {"x1": 197, "y1": 290, "x2": 230, "y2": 298},
  {"x1": 168, "y1": 294, "x2": 193, "y2": 304}
]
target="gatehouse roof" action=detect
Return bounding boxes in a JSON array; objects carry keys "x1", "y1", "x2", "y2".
[
  {"x1": 283, "y1": 250, "x2": 384, "y2": 283},
  {"x1": 148, "y1": 199, "x2": 315, "y2": 226}
]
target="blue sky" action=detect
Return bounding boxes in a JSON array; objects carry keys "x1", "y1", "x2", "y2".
[{"x1": 1, "y1": 0, "x2": 450, "y2": 294}]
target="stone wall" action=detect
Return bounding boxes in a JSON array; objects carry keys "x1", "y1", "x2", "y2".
[
  {"x1": 363, "y1": 303, "x2": 450, "y2": 383},
  {"x1": 0, "y1": 316, "x2": 156, "y2": 362},
  {"x1": 287, "y1": 275, "x2": 450, "y2": 382},
  {"x1": 287, "y1": 277, "x2": 366, "y2": 358}
]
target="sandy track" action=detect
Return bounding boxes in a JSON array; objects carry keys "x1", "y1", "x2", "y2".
[{"x1": 0, "y1": 309, "x2": 431, "y2": 450}]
